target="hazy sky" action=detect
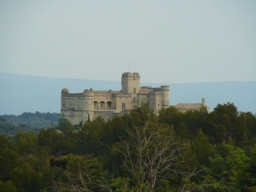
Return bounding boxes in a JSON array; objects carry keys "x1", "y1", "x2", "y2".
[{"x1": 1, "y1": 1, "x2": 256, "y2": 83}]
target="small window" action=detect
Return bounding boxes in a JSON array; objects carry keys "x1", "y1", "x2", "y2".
[
  {"x1": 133, "y1": 97, "x2": 136, "y2": 102},
  {"x1": 122, "y1": 103, "x2": 126, "y2": 109},
  {"x1": 134, "y1": 88, "x2": 136, "y2": 93}
]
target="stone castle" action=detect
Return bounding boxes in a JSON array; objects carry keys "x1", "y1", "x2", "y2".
[{"x1": 61, "y1": 72, "x2": 209, "y2": 125}]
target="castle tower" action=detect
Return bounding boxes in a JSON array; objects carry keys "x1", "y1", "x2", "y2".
[
  {"x1": 160, "y1": 86, "x2": 170, "y2": 108},
  {"x1": 202, "y1": 98, "x2": 205, "y2": 106},
  {"x1": 82, "y1": 89, "x2": 95, "y2": 123},
  {"x1": 121, "y1": 72, "x2": 140, "y2": 94},
  {"x1": 61, "y1": 88, "x2": 69, "y2": 117}
]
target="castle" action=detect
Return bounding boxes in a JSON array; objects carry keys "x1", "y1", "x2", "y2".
[{"x1": 61, "y1": 72, "x2": 209, "y2": 125}]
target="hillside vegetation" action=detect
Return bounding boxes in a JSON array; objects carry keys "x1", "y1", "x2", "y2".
[
  {"x1": 0, "y1": 112, "x2": 60, "y2": 135},
  {"x1": 0, "y1": 103, "x2": 256, "y2": 191}
]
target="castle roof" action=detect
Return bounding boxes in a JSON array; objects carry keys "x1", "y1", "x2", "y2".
[
  {"x1": 174, "y1": 103, "x2": 204, "y2": 110},
  {"x1": 174, "y1": 102, "x2": 210, "y2": 113}
]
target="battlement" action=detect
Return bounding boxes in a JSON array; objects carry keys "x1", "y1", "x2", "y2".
[{"x1": 122, "y1": 72, "x2": 140, "y2": 77}]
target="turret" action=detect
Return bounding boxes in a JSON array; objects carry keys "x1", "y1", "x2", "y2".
[
  {"x1": 202, "y1": 97, "x2": 205, "y2": 105},
  {"x1": 61, "y1": 88, "x2": 69, "y2": 113},
  {"x1": 160, "y1": 85, "x2": 170, "y2": 108},
  {"x1": 83, "y1": 89, "x2": 95, "y2": 121}
]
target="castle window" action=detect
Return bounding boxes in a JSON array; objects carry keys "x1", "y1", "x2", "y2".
[
  {"x1": 134, "y1": 78, "x2": 135, "y2": 80},
  {"x1": 122, "y1": 103, "x2": 126, "y2": 109},
  {"x1": 134, "y1": 88, "x2": 136, "y2": 93},
  {"x1": 94, "y1": 101, "x2": 98, "y2": 109},
  {"x1": 100, "y1": 101, "x2": 105, "y2": 109},
  {"x1": 133, "y1": 97, "x2": 136, "y2": 102},
  {"x1": 107, "y1": 101, "x2": 112, "y2": 109}
]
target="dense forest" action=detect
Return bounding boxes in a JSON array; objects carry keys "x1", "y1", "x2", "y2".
[
  {"x1": 0, "y1": 103, "x2": 256, "y2": 192},
  {"x1": 0, "y1": 112, "x2": 60, "y2": 135}
]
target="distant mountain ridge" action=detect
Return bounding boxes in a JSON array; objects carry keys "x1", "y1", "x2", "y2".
[{"x1": 0, "y1": 72, "x2": 255, "y2": 115}]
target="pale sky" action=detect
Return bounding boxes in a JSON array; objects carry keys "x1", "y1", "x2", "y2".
[{"x1": 1, "y1": 1, "x2": 256, "y2": 83}]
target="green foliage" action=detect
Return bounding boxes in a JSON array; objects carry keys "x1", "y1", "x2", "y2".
[
  {"x1": 192, "y1": 130, "x2": 214, "y2": 165},
  {"x1": 206, "y1": 144, "x2": 251, "y2": 191},
  {"x1": 0, "y1": 180, "x2": 17, "y2": 192},
  {"x1": 0, "y1": 103, "x2": 256, "y2": 191}
]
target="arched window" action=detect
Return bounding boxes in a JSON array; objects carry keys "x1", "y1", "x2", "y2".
[
  {"x1": 100, "y1": 101, "x2": 105, "y2": 109},
  {"x1": 107, "y1": 101, "x2": 112, "y2": 109},
  {"x1": 94, "y1": 101, "x2": 98, "y2": 109}
]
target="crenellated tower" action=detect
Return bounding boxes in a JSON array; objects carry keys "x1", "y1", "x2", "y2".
[{"x1": 121, "y1": 72, "x2": 140, "y2": 94}]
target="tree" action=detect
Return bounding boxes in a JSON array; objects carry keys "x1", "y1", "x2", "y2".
[
  {"x1": 206, "y1": 144, "x2": 251, "y2": 191},
  {"x1": 38, "y1": 128, "x2": 66, "y2": 156},
  {"x1": 192, "y1": 130, "x2": 214, "y2": 166},
  {"x1": 51, "y1": 154, "x2": 112, "y2": 192},
  {"x1": 110, "y1": 121, "x2": 199, "y2": 192}
]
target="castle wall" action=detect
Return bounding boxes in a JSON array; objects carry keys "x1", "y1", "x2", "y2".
[
  {"x1": 138, "y1": 94, "x2": 148, "y2": 107},
  {"x1": 113, "y1": 94, "x2": 132, "y2": 112},
  {"x1": 61, "y1": 94, "x2": 85, "y2": 125},
  {"x1": 149, "y1": 92, "x2": 162, "y2": 112},
  {"x1": 94, "y1": 110, "x2": 115, "y2": 121}
]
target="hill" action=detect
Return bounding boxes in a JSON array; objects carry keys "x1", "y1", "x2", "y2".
[
  {"x1": 0, "y1": 112, "x2": 60, "y2": 128},
  {"x1": 0, "y1": 72, "x2": 255, "y2": 115}
]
